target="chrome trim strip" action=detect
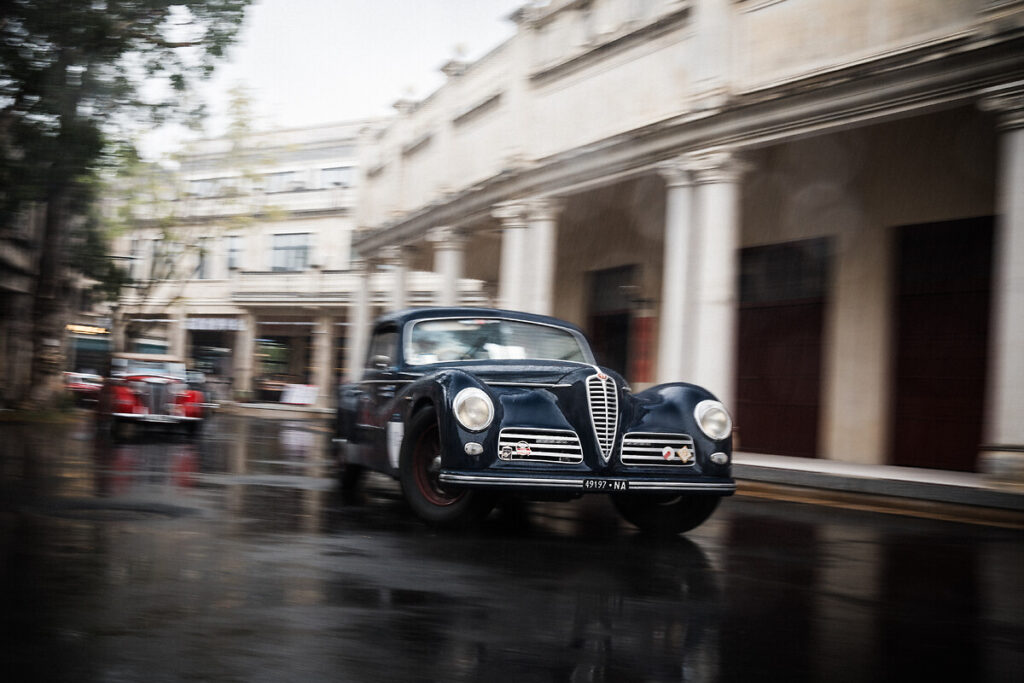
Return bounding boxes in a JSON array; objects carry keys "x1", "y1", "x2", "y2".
[
  {"x1": 627, "y1": 482, "x2": 736, "y2": 492},
  {"x1": 484, "y1": 381, "x2": 573, "y2": 388},
  {"x1": 440, "y1": 473, "x2": 585, "y2": 488}
]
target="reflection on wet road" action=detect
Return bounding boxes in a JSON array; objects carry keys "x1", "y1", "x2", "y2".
[{"x1": 1, "y1": 413, "x2": 1021, "y2": 681}]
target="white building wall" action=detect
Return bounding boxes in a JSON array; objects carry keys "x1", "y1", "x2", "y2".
[{"x1": 735, "y1": 0, "x2": 984, "y2": 91}]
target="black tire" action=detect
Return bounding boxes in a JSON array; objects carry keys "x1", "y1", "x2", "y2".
[
  {"x1": 612, "y1": 494, "x2": 721, "y2": 535},
  {"x1": 399, "y1": 406, "x2": 493, "y2": 528},
  {"x1": 332, "y1": 439, "x2": 365, "y2": 492}
]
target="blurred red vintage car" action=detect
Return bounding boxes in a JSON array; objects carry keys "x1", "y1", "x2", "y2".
[{"x1": 98, "y1": 353, "x2": 206, "y2": 437}]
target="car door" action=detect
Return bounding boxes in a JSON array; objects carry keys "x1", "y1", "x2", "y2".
[{"x1": 356, "y1": 324, "x2": 401, "y2": 469}]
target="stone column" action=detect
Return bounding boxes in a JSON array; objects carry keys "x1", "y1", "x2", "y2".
[
  {"x1": 312, "y1": 311, "x2": 335, "y2": 409},
  {"x1": 345, "y1": 258, "x2": 371, "y2": 382},
  {"x1": 493, "y1": 201, "x2": 530, "y2": 311},
  {"x1": 524, "y1": 198, "x2": 562, "y2": 316},
  {"x1": 428, "y1": 226, "x2": 467, "y2": 306},
  {"x1": 380, "y1": 245, "x2": 409, "y2": 312},
  {"x1": 234, "y1": 311, "x2": 256, "y2": 401},
  {"x1": 169, "y1": 308, "x2": 188, "y2": 359},
  {"x1": 980, "y1": 83, "x2": 1024, "y2": 481},
  {"x1": 111, "y1": 307, "x2": 127, "y2": 353},
  {"x1": 656, "y1": 159, "x2": 697, "y2": 383},
  {"x1": 688, "y1": 149, "x2": 746, "y2": 408}
]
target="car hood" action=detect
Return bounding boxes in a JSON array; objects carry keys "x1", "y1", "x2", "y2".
[{"x1": 430, "y1": 360, "x2": 621, "y2": 388}]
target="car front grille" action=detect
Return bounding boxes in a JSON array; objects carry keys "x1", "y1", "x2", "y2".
[
  {"x1": 621, "y1": 432, "x2": 696, "y2": 466},
  {"x1": 586, "y1": 373, "x2": 618, "y2": 460},
  {"x1": 498, "y1": 428, "x2": 583, "y2": 464},
  {"x1": 149, "y1": 382, "x2": 169, "y2": 415}
]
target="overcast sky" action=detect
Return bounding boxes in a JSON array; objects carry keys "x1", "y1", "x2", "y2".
[{"x1": 141, "y1": 0, "x2": 525, "y2": 158}]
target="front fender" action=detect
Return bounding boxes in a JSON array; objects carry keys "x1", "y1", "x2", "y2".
[
  {"x1": 628, "y1": 383, "x2": 732, "y2": 474},
  {"x1": 401, "y1": 370, "x2": 501, "y2": 471}
]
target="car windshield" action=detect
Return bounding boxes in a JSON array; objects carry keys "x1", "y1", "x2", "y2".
[
  {"x1": 405, "y1": 318, "x2": 591, "y2": 366},
  {"x1": 113, "y1": 359, "x2": 187, "y2": 380}
]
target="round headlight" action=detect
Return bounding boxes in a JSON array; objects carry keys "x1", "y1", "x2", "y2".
[
  {"x1": 694, "y1": 400, "x2": 732, "y2": 440},
  {"x1": 453, "y1": 387, "x2": 494, "y2": 432}
]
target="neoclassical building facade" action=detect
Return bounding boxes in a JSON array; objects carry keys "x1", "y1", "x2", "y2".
[
  {"x1": 349, "y1": 0, "x2": 1024, "y2": 474},
  {"x1": 111, "y1": 121, "x2": 487, "y2": 406}
]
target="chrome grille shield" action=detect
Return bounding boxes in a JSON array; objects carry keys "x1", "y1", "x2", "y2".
[
  {"x1": 498, "y1": 428, "x2": 583, "y2": 464},
  {"x1": 586, "y1": 373, "x2": 618, "y2": 460},
  {"x1": 621, "y1": 433, "x2": 696, "y2": 466},
  {"x1": 149, "y1": 381, "x2": 168, "y2": 415}
]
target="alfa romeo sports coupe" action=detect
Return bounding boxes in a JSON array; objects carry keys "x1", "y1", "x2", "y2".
[{"x1": 334, "y1": 307, "x2": 735, "y2": 533}]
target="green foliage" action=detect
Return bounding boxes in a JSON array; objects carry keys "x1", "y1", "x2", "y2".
[
  {"x1": 1, "y1": 0, "x2": 252, "y2": 242},
  {"x1": 0, "y1": 0, "x2": 251, "y2": 404}
]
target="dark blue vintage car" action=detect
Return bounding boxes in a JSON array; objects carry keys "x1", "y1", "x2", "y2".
[{"x1": 334, "y1": 307, "x2": 735, "y2": 533}]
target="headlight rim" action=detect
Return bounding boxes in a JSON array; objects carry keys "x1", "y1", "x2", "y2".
[
  {"x1": 453, "y1": 387, "x2": 494, "y2": 432},
  {"x1": 694, "y1": 399, "x2": 732, "y2": 441}
]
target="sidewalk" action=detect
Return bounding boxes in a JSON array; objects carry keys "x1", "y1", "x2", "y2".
[{"x1": 734, "y1": 452, "x2": 1024, "y2": 511}]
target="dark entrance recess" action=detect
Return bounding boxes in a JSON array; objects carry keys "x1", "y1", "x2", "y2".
[
  {"x1": 586, "y1": 265, "x2": 637, "y2": 379},
  {"x1": 890, "y1": 218, "x2": 993, "y2": 472},
  {"x1": 736, "y1": 239, "x2": 830, "y2": 458}
]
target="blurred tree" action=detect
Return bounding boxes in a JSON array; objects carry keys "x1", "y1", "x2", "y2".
[{"x1": 0, "y1": 0, "x2": 251, "y2": 406}]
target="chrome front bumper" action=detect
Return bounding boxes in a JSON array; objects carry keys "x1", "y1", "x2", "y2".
[
  {"x1": 112, "y1": 413, "x2": 202, "y2": 423},
  {"x1": 439, "y1": 470, "x2": 736, "y2": 494}
]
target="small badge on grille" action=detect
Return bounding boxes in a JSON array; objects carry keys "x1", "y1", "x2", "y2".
[
  {"x1": 662, "y1": 446, "x2": 674, "y2": 460},
  {"x1": 515, "y1": 441, "x2": 531, "y2": 456},
  {"x1": 678, "y1": 446, "x2": 693, "y2": 463},
  {"x1": 500, "y1": 445, "x2": 513, "y2": 460}
]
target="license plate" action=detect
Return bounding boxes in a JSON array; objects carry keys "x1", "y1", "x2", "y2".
[
  {"x1": 583, "y1": 479, "x2": 629, "y2": 491},
  {"x1": 144, "y1": 415, "x2": 174, "y2": 423}
]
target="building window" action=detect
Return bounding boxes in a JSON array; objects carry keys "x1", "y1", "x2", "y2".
[
  {"x1": 227, "y1": 235, "x2": 244, "y2": 271},
  {"x1": 265, "y1": 171, "x2": 299, "y2": 193},
  {"x1": 271, "y1": 233, "x2": 309, "y2": 272},
  {"x1": 321, "y1": 166, "x2": 354, "y2": 188},
  {"x1": 195, "y1": 238, "x2": 209, "y2": 279}
]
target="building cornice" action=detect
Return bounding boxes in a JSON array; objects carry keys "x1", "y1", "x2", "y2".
[{"x1": 354, "y1": 33, "x2": 1024, "y2": 254}]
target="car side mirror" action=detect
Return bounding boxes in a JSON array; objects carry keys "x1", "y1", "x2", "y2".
[{"x1": 371, "y1": 355, "x2": 391, "y2": 370}]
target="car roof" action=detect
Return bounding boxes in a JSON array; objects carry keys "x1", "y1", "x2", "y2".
[{"x1": 374, "y1": 307, "x2": 587, "y2": 335}]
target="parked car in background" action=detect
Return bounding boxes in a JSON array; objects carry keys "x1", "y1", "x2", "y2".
[
  {"x1": 64, "y1": 371, "x2": 103, "y2": 405},
  {"x1": 334, "y1": 307, "x2": 736, "y2": 533},
  {"x1": 97, "y1": 353, "x2": 206, "y2": 437}
]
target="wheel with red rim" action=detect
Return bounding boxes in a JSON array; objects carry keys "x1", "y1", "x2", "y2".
[{"x1": 399, "y1": 406, "x2": 493, "y2": 527}]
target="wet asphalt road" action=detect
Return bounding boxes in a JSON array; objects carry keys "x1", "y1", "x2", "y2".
[{"x1": 1, "y1": 412, "x2": 1022, "y2": 682}]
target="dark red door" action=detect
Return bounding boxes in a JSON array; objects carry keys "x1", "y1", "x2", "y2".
[
  {"x1": 735, "y1": 239, "x2": 829, "y2": 457},
  {"x1": 889, "y1": 218, "x2": 993, "y2": 471}
]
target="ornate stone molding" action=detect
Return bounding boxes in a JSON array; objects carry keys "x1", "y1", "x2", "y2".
[
  {"x1": 378, "y1": 244, "x2": 412, "y2": 266},
  {"x1": 656, "y1": 159, "x2": 696, "y2": 188},
  {"x1": 979, "y1": 80, "x2": 1024, "y2": 131},
  {"x1": 492, "y1": 201, "x2": 530, "y2": 229},
  {"x1": 524, "y1": 197, "x2": 565, "y2": 223},
  {"x1": 683, "y1": 149, "x2": 750, "y2": 185},
  {"x1": 427, "y1": 226, "x2": 468, "y2": 248}
]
